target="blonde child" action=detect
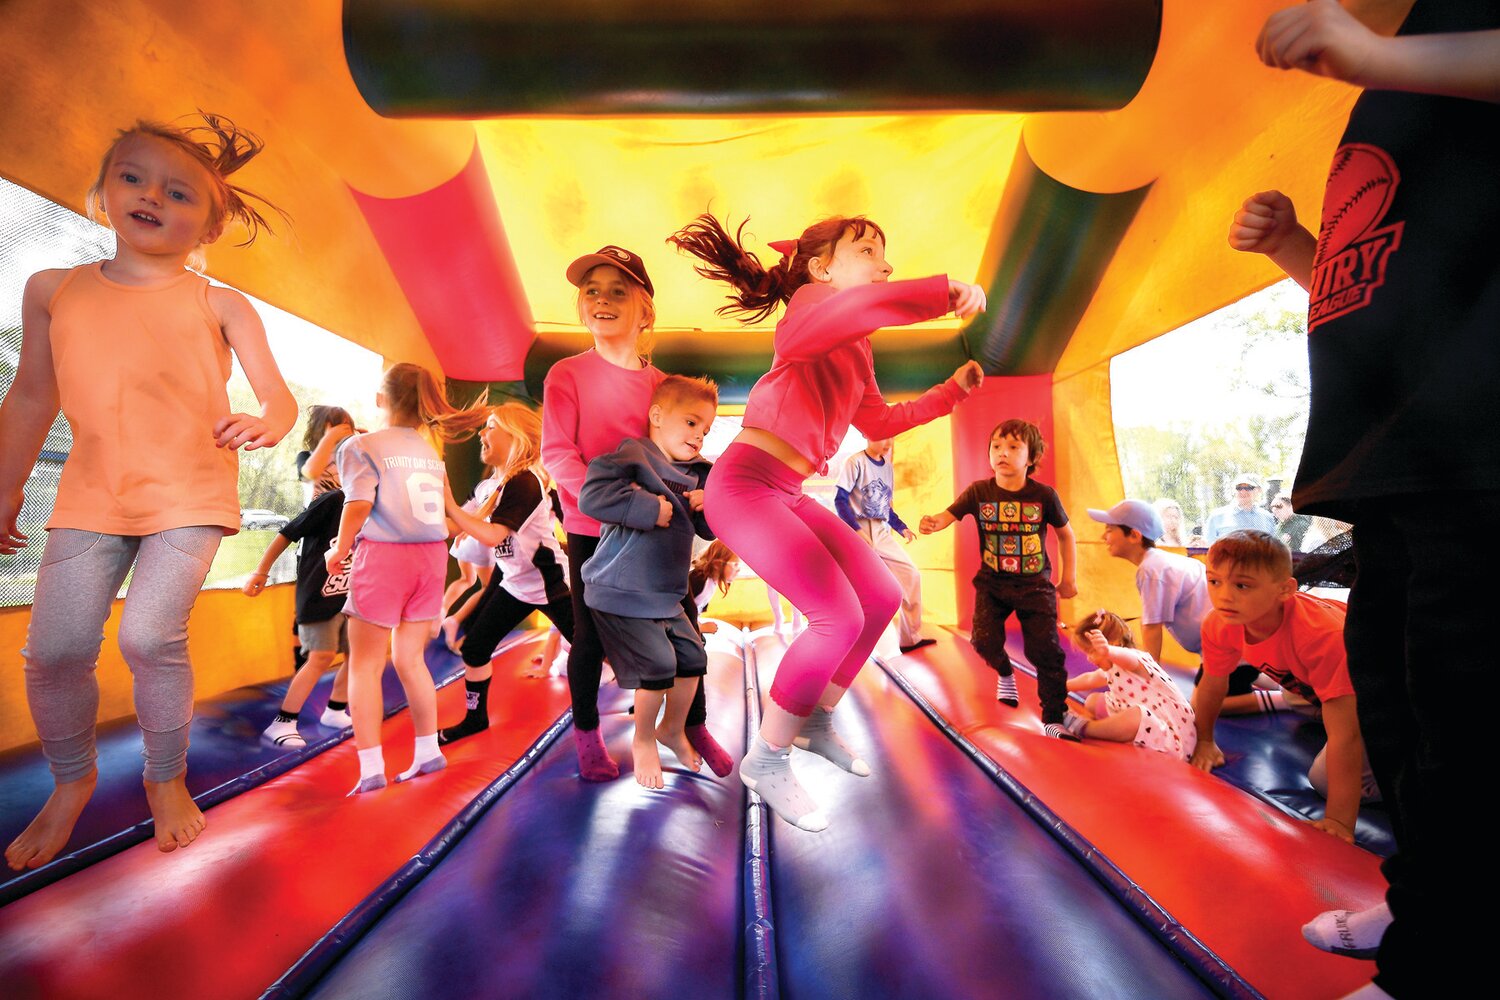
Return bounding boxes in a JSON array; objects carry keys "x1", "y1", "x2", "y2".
[
  {"x1": 1063, "y1": 610, "x2": 1196, "y2": 759},
  {"x1": 541, "y1": 246, "x2": 730, "y2": 781},
  {"x1": 690, "y1": 540, "x2": 739, "y2": 615},
  {"x1": 671, "y1": 212, "x2": 985, "y2": 830},
  {"x1": 436, "y1": 472, "x2": 500, "y2": 650},
  {"x1": 325, "y1": 363, "x2": 487, "y2": 794},
  {"x1": 578, "y1": 376, "x2": 718, "y2": 789},
  {"x1": 437, "y1": 404, "x2": 574, "y2": 745},
  {"x1": 0, "y1": 114, "x2": 296, "y2": 869}
]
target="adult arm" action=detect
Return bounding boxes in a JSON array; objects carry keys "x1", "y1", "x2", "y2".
[
  {"x1": 0, "y1": 270, "x2": 65, "y2": 554},
  {"x1": 1140, "y1": 622, "x2": 1166, "y2": 662}
]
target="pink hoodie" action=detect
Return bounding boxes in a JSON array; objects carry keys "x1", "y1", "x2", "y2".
[{"x1": 742, "y1": 275, "x2": 969, "y2": 474}]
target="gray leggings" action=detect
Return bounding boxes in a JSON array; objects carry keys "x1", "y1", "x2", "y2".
[{"x1": 23, "y1": 527, "x2": 221, "y2": 783}]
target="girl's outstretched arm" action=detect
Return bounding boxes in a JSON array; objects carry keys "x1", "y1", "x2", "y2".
[
  {"x1": 212, "y1": 286, "x2": 297, "y2": 451},
  {"x1": 775, "y1": 276, "x2": 957, "y2": 361},
  {"x1": 0, "y1": 270, "x2": 67, "y2": 554}
]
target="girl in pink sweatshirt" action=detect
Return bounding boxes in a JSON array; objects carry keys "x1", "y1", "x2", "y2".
[
  {"x1": 540, "y1": 246, "x2": 731, "y2": 782},
  {"x1": 670, "y1": 214, "x2": 985, "y2": 830}
]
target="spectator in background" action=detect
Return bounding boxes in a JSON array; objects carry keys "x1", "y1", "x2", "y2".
[
  {"x1": 1204, "y1": 473, "x2": 1276, "y2": 543},
  {"x1": 1271, "y1": 494, "x2": 1319, "y2": 552},
  {"x1": 1154, "y1": 498, "x2": 1188, "y2": 547}
]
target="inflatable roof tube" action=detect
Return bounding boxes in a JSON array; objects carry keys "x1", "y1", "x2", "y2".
[
  {"x1": 965, "y1": 138, "x2": 1152, "y2": 376},
  {"x1": 345, "y1": 0, "x2": 1161, "y2": 116},
  {"x1": 348, "y1": 143, "x2": 534, "y2": 382},
  {"x1": 523, "y1": 327, "x2": 970, "y2": 405}
]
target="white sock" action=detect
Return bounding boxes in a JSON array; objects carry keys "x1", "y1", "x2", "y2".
[
  {"x1": 1302, "y1": 901, "x2": 1391, "y2": 959},
  {"x1": 412, "y1": 733, "x2": 441, "y2": 764},
  {"x1": 358, "y1": 745, "x2": 385, "y2": 782}
]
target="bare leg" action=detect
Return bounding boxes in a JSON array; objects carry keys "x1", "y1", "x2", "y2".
[
  {"x1": 634, "y1": 688, "x2": 669, "y2": 789},
  {"x1": 144, "y1": 773, "x2": 206, "y2": 854},
  {"x1": 1079, "y1": 705, "x2": 1141, "y2": 743},
  {"x1": 347, "y1": 617, "x2": 392, "y2": 750},
  {"x1": 391, "y1": 619, "x2": 438, "y2": 737},
  {"x1": 656, "y1": 676, "x2": 703, "y2": 772},
  {"x1": 282, "y1": 650, "x2": 339, "y2": 714},
  {"x1": 5, "y1": 770, "x2": 98, "y2": 870}
]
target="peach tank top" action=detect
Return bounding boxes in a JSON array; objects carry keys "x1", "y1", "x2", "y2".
[{"x1": 45, "y1": 262, "x2": 239, "y2": 535}]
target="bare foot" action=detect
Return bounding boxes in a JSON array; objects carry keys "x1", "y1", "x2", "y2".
[
  {"x1": 144, "y1": 774, "x2": 205, "y2": 854},
  {"x1": 6, "y1": 771, "x2": 97, "y2": 870},
  {"x1": 655, "y1": 726, "x2": 703, "y2": 772},
  {"x1": 633, "y1": 738, "x2": 665, "y2": 789},
  {"x1": 441, "y1": 616, "x2": 462, "y2": 654}
]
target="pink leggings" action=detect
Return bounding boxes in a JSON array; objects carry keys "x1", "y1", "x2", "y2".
[{"x1": 706, "y1": 443, "x2": 900, "y2": 716}]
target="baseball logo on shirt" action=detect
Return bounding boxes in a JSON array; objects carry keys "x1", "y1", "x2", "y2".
[{"x1": 1310, "y1": 143, "x2": 1404, "y2": 330}]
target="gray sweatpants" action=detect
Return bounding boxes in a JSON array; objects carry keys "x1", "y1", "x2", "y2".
[{"x1": 23, "y1": 527, "x2": 221, "y2": 783}]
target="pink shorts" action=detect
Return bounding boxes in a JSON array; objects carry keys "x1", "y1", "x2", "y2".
[{"x1": 343, "y1": 539, "x2": 447, "y2": 628}]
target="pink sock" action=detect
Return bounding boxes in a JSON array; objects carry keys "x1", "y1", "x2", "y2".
[
  {"x1": 686, "y1": 724, "x2": 734, "y2": 777},
  {"x1": 574, "y1": 727, "x2": 619, "y2": 782}
]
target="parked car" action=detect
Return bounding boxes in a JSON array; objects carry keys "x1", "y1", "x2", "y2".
[{"x1": 240, "y1": 509, "x2": 289, "y2": 531}]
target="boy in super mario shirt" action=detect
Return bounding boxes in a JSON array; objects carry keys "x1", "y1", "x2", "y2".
[
  {"x1": 921, "y1": 419, "x2": 1078, "y2": 740},
  {"x1": 1192, "y1": 530, "x2": 1373, "y2": 844}
]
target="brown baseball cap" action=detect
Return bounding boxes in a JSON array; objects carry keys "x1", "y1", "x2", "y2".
[{"x1": 566, "y1": 245, "x2": 654, "y2": 297}]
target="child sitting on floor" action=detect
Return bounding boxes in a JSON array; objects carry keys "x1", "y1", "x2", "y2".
[
  {"x1": 1191, "y1": 529, "x2": 1377, "y2": 842},
  {"x1": 578, "y1": 375, "x2": 719, "y2": 789},
  {"x1": 920, "y1": 418, "x2": 1078, "y2": 740},
  {"x1": 1063, "y1": 610, "x2": 1196, "y2": 760}
]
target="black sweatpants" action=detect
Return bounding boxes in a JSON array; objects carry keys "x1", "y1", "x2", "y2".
[
  {"x1": 969, "y1": 580, "x2": 1068, "y2": 724},
  {"x1": 459, "y1": 572, "x2": 574, "y2": 669},
  {"x1": 566, "y1": 533, "x2": 709, "y2": 731}
]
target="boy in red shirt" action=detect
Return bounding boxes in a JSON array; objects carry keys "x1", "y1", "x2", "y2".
[{"x1": 1191, "y1": 530, "x2": 1371, "y2": 843}]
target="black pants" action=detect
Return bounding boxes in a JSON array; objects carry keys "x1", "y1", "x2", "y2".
[
  {"x1": 459, "y1": 573, "x2": 574, "y2": 668},
  {"x1": 970, "y1": 581, "x2": 1067, "y2": 724},
  {"x1": 1192, "y1": 662, "x2": 1262, "y2": 696},
  {"x1": 1346, "y1": 493, "x2": 1494, "y2": 998},
  {"x1": 566, "y1": 533, "x2": 708, "y2": 731}
]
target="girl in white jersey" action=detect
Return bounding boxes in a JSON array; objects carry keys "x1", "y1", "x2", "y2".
[
  {"x1": 439, "y1": 404, "x2": 575, "y2": 744},
  {"x1": 326, "y1": 363, "x2": 487, "y2": 794}
]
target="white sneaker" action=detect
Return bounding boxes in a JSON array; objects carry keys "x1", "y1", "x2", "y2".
[
  {"x1": 263, "y1": 718, "x2": 307, "y2": 747},
  {"x1": 320, "y1": 706, "x2": 353, "y2": 729}
]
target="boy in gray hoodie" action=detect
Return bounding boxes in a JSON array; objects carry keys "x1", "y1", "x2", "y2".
[{"x1": 579, "y1": 375, "x2": 717, "y2": 788}]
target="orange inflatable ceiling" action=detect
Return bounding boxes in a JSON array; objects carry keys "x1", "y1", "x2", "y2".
[{"x1": 0, "y1": 0, "x2": 1374, "y2": 382}]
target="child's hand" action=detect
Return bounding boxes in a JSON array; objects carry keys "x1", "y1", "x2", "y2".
[
  {"x1": 686, "y1": 489, "x2": 705, "y2": 512},
  {"x1": 1310, "y1": 816, "x2": 1356, "y2": 844},
  {"x1": 242, "y1": 572, "x2": 268, "y2": 597},
  {"x1": 323, "y1": 422, "x2": 356, "y2": 447},
  {"x1": 952, "y1": 359, "x2": 984, "y2": 392},
  {"x1": 325, "y1": 541, "x2": 351, "y2": 576},
  {"x1": 1084, "y1": 629, "x2": 1109, "y2": 665},
  {"x1": 1255, "y1": 0, "x2": 1382, "y2": 85},
  {"x1": 1228, "y1": 191, "x2": 1302, "y2": 256},
  {"x1": 0, "y1": 487, "x2": 27, "y2": 556},
  {"x1": 901, "y1": 528, "x2": 917, "y2": 543},
  {"x1": 919, "y1": 514, "x2": 943, "y2": 534},
  {"x1": 214, "y1": 413, "x2": 279, "y2": 451},
  {"x1": 948, "y1": 281, "x2": 987, "y2": 319},
  {"x1": 1056, "y1": 579, "x2": 1078, "y2": 600},
  {"x1": 1189, "y1": 741, "x2": 1226, "y2": 772},
  {"x1": 655, "y1": 496, "x2": 673, "y2": 528}
]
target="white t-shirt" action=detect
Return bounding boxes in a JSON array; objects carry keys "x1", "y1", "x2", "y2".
[{"x1": 1135, "y1": 547, "x2": 1211, "y2": 655}]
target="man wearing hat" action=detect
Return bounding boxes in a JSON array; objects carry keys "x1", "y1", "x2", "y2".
[
  {"x1": 1087, "y1": 500, "x2": 1212, "y2": 664},
  {"x1": 1204, "y1": 473, "x2": 1276, "y2": 544}
]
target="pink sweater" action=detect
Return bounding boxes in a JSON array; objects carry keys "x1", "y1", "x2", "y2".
[
  {"x1": 541, "y1": 349, "x2": 665, "y2": 537},
  {"x1": 742, "y1": 275, "x2": 969, "y2": 474}
]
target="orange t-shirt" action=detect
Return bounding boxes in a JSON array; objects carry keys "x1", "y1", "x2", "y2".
[
  {"x1": 45, "y1": 262, "x2": 239, "y2": 535},
  {"x1": 1201, "y1": 592, "x2": 1354, "y2": 704}
]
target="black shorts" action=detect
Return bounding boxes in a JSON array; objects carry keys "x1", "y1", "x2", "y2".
[{"x1": 591, "y1": 608, "x2": 708, "y2": 691}]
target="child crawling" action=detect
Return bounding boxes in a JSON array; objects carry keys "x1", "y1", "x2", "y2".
[
  {"x1": 1064, "y1": 610, "x2": 1196, "y2": 760},
  {"x1": 578, "y1": 375, "x2": 718, "y2": 788}
]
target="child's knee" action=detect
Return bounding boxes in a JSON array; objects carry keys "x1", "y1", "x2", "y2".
[{"x1": 1084, "y1": 692, "x2": 1109, "y2": 717}]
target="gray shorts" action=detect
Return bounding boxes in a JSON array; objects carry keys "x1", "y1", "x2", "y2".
[
  {"x1": 592, "y1": 608, "x2": 707, "y2": 691},
  {"x1": 298, "y1": 614, "x2": 349, "y2": 654}
]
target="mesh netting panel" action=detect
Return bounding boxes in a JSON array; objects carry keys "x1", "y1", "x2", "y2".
[{"x1": 1293, "y1": 528, "x2": 1357, "y2": 590}]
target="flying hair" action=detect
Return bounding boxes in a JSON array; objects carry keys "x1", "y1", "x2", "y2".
[
  {"x1": 87, "y1": 112, "x2": 287, "y2": 249},
  {"x1": 380, "y1": 362, "x2": 489, "y2": 445},
  {"x1": 667, "y1": 212, "x2": 886, "y2": 324}
]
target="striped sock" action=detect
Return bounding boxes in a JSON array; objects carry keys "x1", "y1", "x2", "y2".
[{"x1": 995, "y1": 674, "x2": 1019, "y2": 707}]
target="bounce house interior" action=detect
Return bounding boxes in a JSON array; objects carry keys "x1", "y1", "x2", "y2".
[{"x1": 0, "y1": 2, "x2": 1407, "y2": 998}]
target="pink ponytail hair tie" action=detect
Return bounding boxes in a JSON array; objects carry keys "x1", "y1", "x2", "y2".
[{"x1": 768, "y1": 239, "x2": 798, "y2": 257}]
